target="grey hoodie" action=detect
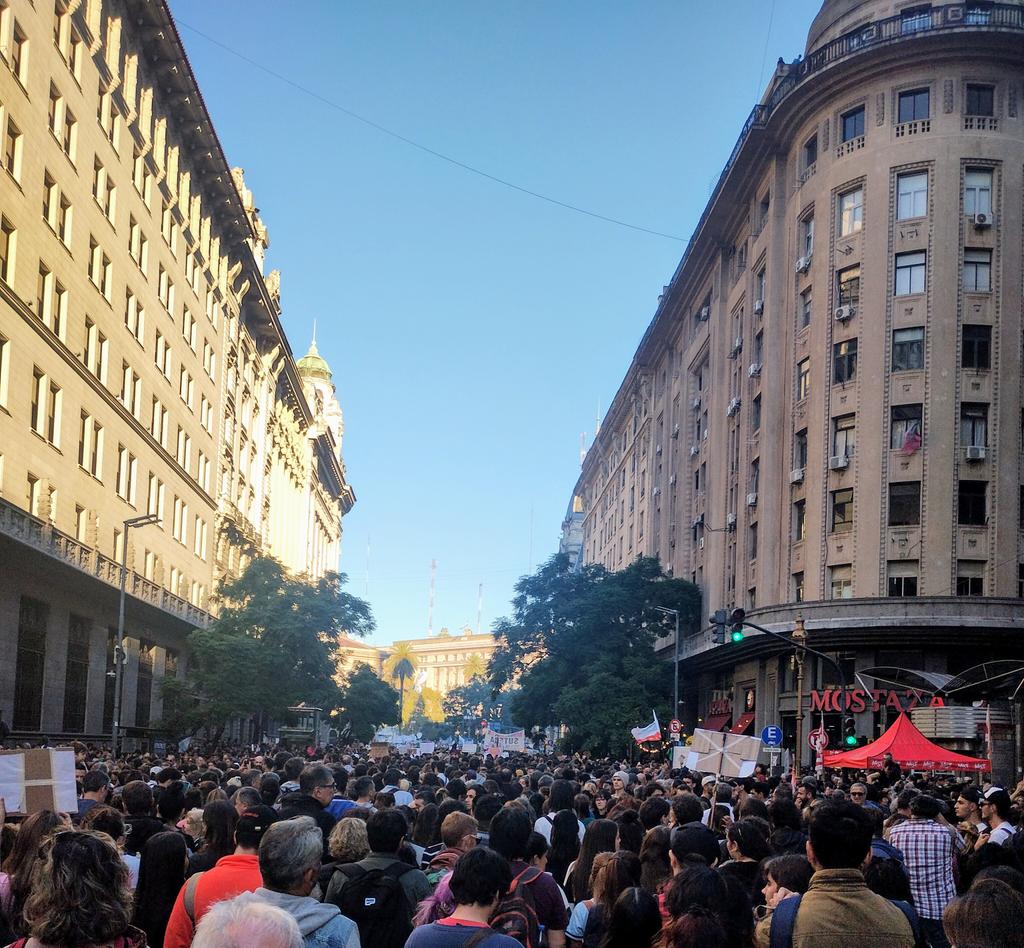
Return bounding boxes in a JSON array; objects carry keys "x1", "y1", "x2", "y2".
[{"x1": 238, "y1": 889, "x2": 361, "y2": 948}]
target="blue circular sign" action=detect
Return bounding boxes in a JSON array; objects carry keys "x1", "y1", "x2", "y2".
[{"x1": 761, "y1": 725, "x2": 783, "y2": 747}]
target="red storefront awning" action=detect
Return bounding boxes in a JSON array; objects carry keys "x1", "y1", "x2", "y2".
[
  {"x1": 730, "y1": 712, "x2": 755, "y2": 735},
  {"x1": 702, "y1": 713, "x2": 732, "y2": 732}
]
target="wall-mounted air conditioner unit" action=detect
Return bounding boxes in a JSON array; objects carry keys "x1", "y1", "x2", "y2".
[
  {"x1": 726, "y1": 513, "x2": 737, "y2": 529},
  {"x1": 672, "y1": 424, "x2": 680, "y2": 438},
  {"x1": 973, "y1": 212, "x2": 993, "y2": 229},
  {"x1": 795, "y1": 255, "x2": 812, "y2": 274},
  {"x1": 790, "y1": 467, "x2": 805, "y2": 484},
  {"x1": 965, "y1": 445, "x2": 986, "y2": 461},
  {"x1": 698, "y1": 306, "x2": 710, "y2": 321},
  {"x1": 829, "y1": 455, "x2": 849, "y2": 470},
  {"x1": 835, "y1": 305, "x2": 856, "y2": 322},
  {"x1": 690, "y1": 445, "x2": 700, "y2": 457},
  {"x1": 726, "y1": 397, "x2": 741, "y2": 416},
  {"x1": 746, "y1": 492, "x2": 758, "y2": 507},
  {"x1": 748, "y1": 362, "x2": 762, "y2": 378},
  {"x1": 753, "y1": 299, "x2": 764, "y2": 316}
]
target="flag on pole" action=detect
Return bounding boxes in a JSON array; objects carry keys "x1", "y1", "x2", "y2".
[{"x1": 631, "y1": 711, "x2": 662, "y2": 744}]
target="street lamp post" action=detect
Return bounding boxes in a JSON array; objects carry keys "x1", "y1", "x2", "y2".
[
  {"x1": 654, "y1": 606, "x2": 681, "y2": 727},
  {"x1": 111, "y1": 513, "x2": 160, "y2": 759}
]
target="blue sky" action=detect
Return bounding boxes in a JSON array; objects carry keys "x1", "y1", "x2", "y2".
[{"x1": 172, "y1": 0, "x2": 822, "y2": 645}]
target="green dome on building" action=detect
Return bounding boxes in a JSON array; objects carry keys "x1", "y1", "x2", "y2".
[{"x1": 297, "y1": 338, "x2": 332, "y2": 382}]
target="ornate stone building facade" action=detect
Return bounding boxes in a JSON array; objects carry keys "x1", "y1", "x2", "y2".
[
  {"x1": 0, "y1": 0, "x2": 353, "y2": 741},
  {"x1": 569, "y1": 0, "x2": 1024, "y2": 762}
]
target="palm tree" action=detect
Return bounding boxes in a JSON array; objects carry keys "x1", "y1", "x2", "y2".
[
  {"x1": 464, "y1": 653, "x2": 487, "y2": 682},
  {"x1": 384, "y1": 644, "x2": 417, "y2": 728}
]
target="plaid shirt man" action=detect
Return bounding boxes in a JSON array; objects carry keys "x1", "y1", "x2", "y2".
[{"x1": 887, "y1": 817, "x2": 964, "y2": 919}]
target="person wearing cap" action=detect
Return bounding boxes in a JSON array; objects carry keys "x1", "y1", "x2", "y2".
[
  {"x1": 700, "y1": 774, "x2": 717, "y2": 810},
  {"x1": 980, "y1": 786, "x2": 1017, "y2": 846},
  {"x1": 610, "y1": 771, "x2": 630, "y2": 798},
  {"x1": 163, "y1": 805, "x2": 279, "y2": 948},
  {"x1": 954, "y1": 786, "x2": 986, "y2": 849},
  {"x1": 887, "y1": 794, "x2": 963, "y2": 947}
]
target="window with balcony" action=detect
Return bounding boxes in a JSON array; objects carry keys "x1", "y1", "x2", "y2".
[
  {"x1": 892, "y1": 327, "x2": 924, "y2": 371},
  {"x1": 962, "y1": 324, "x2": 991, "y2": 369},
  {"x1": 841, "y1": 107, "x2": 865, "y2": 143},
  {"x1": 898, "y1": 88, "x2": 930, "y2": 123},
  {"x1": 889, "y1": 482, "x2": 921, "y2": 526},
  {"x1": 831, "y1": 488, "x2": 854, "y2": 534},
  {"x1": 891, "y1": 404, "x2": 923, "y2": 451},
  {"x1": 900, "y1": 6, "x2": 932, "y2": 33},
  {"x1": 960, "y1": 403, "x2": 988, "y2": 447},
  {"x1": 958, "y1": 480, "x2": 987, "y2": 525},
  {"x1": 966, "y1": 84, "x2": 995, "y2": 117},
  {"x1": 833, "y1": 339, "x2": 858, "y2": 384},
  {"x1": 963, "y1": 249, "x2": 992, "y2": 292},
  {"x1": 895, "y1": 251, "x2": 926, "y2": 295},
  {"x1": 897, "y1": 171, "x2": 928, "y2": 220}
]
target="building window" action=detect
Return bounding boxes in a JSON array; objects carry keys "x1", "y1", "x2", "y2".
[
  {"x1": 963, "y1": 249, "x2": 992, "y2": 292},
  {"x1": 800, "y1": 213, "x2": 815, "y2": 257},
  {"x1": 837, "y1": 266, "x2": 860, "y2": 307},
  {"x1": 0, "y1": 333, "x2": 9, "y2": 409},
  {"x1": 960, "y1": 403, "x2": 988, "y2": 447},
  {"x1": 833, "y1": 339, "x2": 857, "y2": 384},
  {"x1": 0, "y1": 216, "x2": 15, "y2": 284},
  {"x1": 125, "y1": 290, "x2": 145, "y2": 344},
  {"x1": 751, "y1": 395, "x2": 761, "y2": 432},
  {"x1": 115, "y1": 446, "x2": 137, "y2": 505},
  {"x1": 841, "y1": 107, "x2": 865, "y2": 142},
  {"x1": 8, "y1": 21, "x2": 28, "y2": 85},
  {"x1": 799, "y1": 287, "x2": 812, "y2": 328},
  {"x1": 793, "y1": 500, "x2": 806, "y2": 542},
  {"x1": 832, "y1": 413, "x2": 856, "y2": 458},
  {"x1": 898, "y1": 88, "x2": 930, "y2": 123},
  {"x1": 831, "y1": 488, "x2": 854, "y2": 534},
  {"x1": 901, "y1": 6, "x2": 932, "y2": 32},
  {"x1": 896, "y1": 171, "x2": 928, "y2": 219},
  {"x1": 892, "y1": 327, "x2": 924, "y2": 371},
  {"x1": 796, "y1": 358, "x2": 810, "y2": 401},
  {"x1": 891, "y1": 404, "x2": 923, "y2": 451},
  {"x1": 958, "y1": 480, "x2": 987, "y2": 525},
  {"x1": 838, "y1": 187, "x2": 864, "y2": 235},
  {"x1": 14, "y1": 596, "x2": 48, "y2": 730},
  {"x1": 830, "y1": 564, "x2": 853, "y2": 599},
  {"x1": 956, "y1": 560, "x2": 985, "y2": 596},
  {"x1": 887, "y1": 562, "x2": 919, "y2": 598},
  {"x1": 962, "y1": 324, "x2": 991, "y2": 369},
  {"x1": 748, "y1": 523, "x2": 758, "y2": 560},
  {"x1": 30, "y1": 368, "x2": 61, "y2": 446},
  {"x1": 966, "y1": 83, "x2": 995, "y2": 117},
  {"x1": 793, "y1": 572, "x2": 805, "y2": 603},
  {"x1": 155, "y1": 331, "x2": 172, "y2": 379},
  {"x1": 795, "y1": 429, "x2": 808, "y2": 469},
  {"x1": 964, "y1": 169, "x2": 993, "y2": 216},
  {"x1": 889, "y1": 482, "x2": 921, "y2": 526},
  {"x1": 4, "y1": 117, "x2": 23, "y2": 182},
  {"x1": 78, "y1": 411, "x2": 103, "y2": 477},
  {"x1": 895, "y1": 251, "x2": 926, "y2": 295},
  {"x1": 803, "y1": 135, "x2": 817, "y2": 169},
  {"x1": 121, "y1": 362, "x2": 142, "y2": 418},
  {"x1": 62, "y1": 614, "x2": 91, "y2": 732},
  {"x1": 147, "y1": 475, "x2": 165, "y2": 522},
  {"x1": 1019, "y1": 564, "x2": 1024, "y2": 598}
]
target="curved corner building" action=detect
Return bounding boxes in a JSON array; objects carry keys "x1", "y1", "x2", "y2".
[{"x1": 569, "y1": 1, "x2": 1024, "y2": 766}]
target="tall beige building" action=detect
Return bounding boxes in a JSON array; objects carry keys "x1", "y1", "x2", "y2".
[
  {"x1": 570, "y1": 0, "x2": 1024, "y2": 761},
  {"x1": 0, "y1": 0, "x2": 353, "y2": 741}
]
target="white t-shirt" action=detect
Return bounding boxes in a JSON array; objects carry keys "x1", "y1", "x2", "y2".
[
  {"x1": 534, "y1": 814, "x2": 585, "y2": 844},
  {"x1": 990, "y1": 821, "x2": 1017, "y2": 846}
]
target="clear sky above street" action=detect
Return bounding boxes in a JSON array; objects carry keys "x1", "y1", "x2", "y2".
[{"x1": 172, "y1": 0, "x2": 822, "y2": 645}]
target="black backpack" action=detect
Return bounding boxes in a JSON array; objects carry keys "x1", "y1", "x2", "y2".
[
  {"x1": 489, "y1": 864, "x2": 542, "y2": 948},
  {"x1": 336, "y1": 861, "x2": 416, "y2": 948}
]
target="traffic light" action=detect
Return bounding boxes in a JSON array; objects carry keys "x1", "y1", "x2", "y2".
[
  {"x1": 843, "y1": 715, "x2": 857, "y2": 747},
  {"x1": 711, "y1": 609, "x2": 728, "y2": 645},
  {"x1": 729, "y1": 608, "x2": 745, "y2": 643}
]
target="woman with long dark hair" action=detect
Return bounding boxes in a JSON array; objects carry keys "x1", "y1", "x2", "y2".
[
  {"x1": 132, "y1": 830, "x2": 187, "y2": 947},
  {"x1": 567, "y1": 818, "x2": 618, "y2": 902},
  {"x1": 187, "y1": 800, "x2": 237, "y2": 876},
  {"x1": 719, "y1": 819, "x2": 772, "y2": 899},
  {"x1": 547, "y1": 809, "x2": 582, "y2": 893},
  {"x1": 1, "y1": 809, "x2": 64, "y2": 938},
  {"x1": 599, "y1": 886, "x2": 661, "y2": 948},
  {"x1": 639, "y1": 825, "x2": 672, "y2": 894},
  {"x1": 577, "y1": 850, "x2": 642, "y2": 946}
]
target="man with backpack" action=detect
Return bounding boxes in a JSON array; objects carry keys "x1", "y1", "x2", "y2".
[
  {"x1": 425, "y1": 812, "x2": 479, "y2": 887},
  {"x1": 324, "y1": 807, "x2": 431, "y2": 948},
  {"x1": 489, "y1": 805, "x2": 568, "y2": 948},
  {"x1": 754, "y1": 800, "x2": 918, "y2": 948},
  {"x1": 406, "y1": 847, "x2": 524, "y2": 948}
]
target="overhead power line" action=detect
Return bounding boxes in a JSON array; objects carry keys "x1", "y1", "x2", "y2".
[{"x1": 175, "y1": 18, "x2": 686, "y2": 242}]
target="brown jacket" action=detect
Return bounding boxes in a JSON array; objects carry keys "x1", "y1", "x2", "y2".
[{"x1": 755, "y1": 868, "x2": 915, "y2": 948}]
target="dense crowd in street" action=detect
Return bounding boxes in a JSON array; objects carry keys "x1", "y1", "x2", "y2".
[{"x1": 2, "y1": 741, "x2": 1024, "y2": 947}]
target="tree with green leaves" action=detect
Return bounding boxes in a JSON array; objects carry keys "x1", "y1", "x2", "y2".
[
  {"x1": 383, "y1": 644, "x2": 417, "y2": 728},
  {"x1": 488, "y1": 554, "x2": 700, "y2": 755},
  {"x1": 158, "y1": 557, "x2": 375, "y2": 742},
  {"x1": 336, "y1": 663, "x2": 400, "y2": 742}
]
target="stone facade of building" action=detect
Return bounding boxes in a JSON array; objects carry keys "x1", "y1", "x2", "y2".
[
  {"x1": 568, "y1": 0, "x2": 1024, "y2": 762},
  {"x1": 0, "y1": 0, "x2": 353, "y2": 740}
]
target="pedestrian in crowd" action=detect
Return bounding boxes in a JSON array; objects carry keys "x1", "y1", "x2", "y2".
[
  {"x1": 81, "y1": 804, "x2": 141, "y2": 888},
  {"x1": 123, "y1": 781, "x2": 166, "y2": 857},
  {"x1": 600, "y1": 886, "x2": 661, "y2": 948},
  {"x1": 546, "y1": 809, "x2": 581, "y2": 892},
  {"x1": 565, "y1": 818, "x2": 618, "y2": 902},
  {"x1": 980, "y1": 787, "x2": 1017, "y2": 847},
  {"x1": 424, "y1": 812, "x2": 478, "y2": 887},
  {"x1": 132, "y1": 830, "x2": 188, "y2": 948},
  {"x1": 568, "y1": 849, "x2": 640, "y2": 946},
  {"x1": 319, "y1": 817, "x2": 370, "y2": 894},
  {"x1": 1, "y1": 809, "x2": 64, "y2": 939},
  {"x1": 187, "y1": 800, "x2": 238, "y2": 876},
  {"x1": 409, "y1": 802, "x2": 439, "y2": 865},
  {"x1": 232, "y1": 786, "x2": 262, "y2": 816},
  {"x1": 280, "y1": 765, "x2": 338, "y2": 859},
  {"x1": 943, "y1": 877, "x2": 1024, "y2": 948},
  {"x1": 191, "y1": 897, "x2": 303, "y2": 948},
  {"x1": 163, "y1": 805, "x2": 277, "y2": 948},
  {"x1": 245, "y1": 816, "x2": 360, "y2": 948},
  {"x1": 536, "y1": 779, "x2": 586, "y2": 842},
  {"x1": 719, "y1": 819, "x2": 772, "y2": 900},
  {"x1": 613, "y1": 809, "x2": 644, "y2": 854},
  {"x1": 639, "y1": 825, "x2": 673, "y2": 894},
  {"x1": 759, "y1": 853, "x2": 813, "y2": 909},
  {"x1": 75, "y1": 770, "x2": 112, "y2": 824},
  {"x1": 7, "y1": 830, "x2": 146, "y2": 948}
]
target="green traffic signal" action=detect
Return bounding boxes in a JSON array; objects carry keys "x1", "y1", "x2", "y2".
[
  {"x1": 730, "y1": 628, "x2": 744, "y2": 643},
  {"x1": 844, "y1": 733, "x2": 858, "y2": 746}
]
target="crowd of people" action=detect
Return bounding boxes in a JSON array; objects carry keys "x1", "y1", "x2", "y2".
[{"x1": 2, "y1": 741, "x2": 1024, "y2": 947}]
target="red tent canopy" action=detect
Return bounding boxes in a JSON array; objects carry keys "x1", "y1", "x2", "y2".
[{"x1": 822, "y1": 712, "x2": 991, "y2": 772}]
